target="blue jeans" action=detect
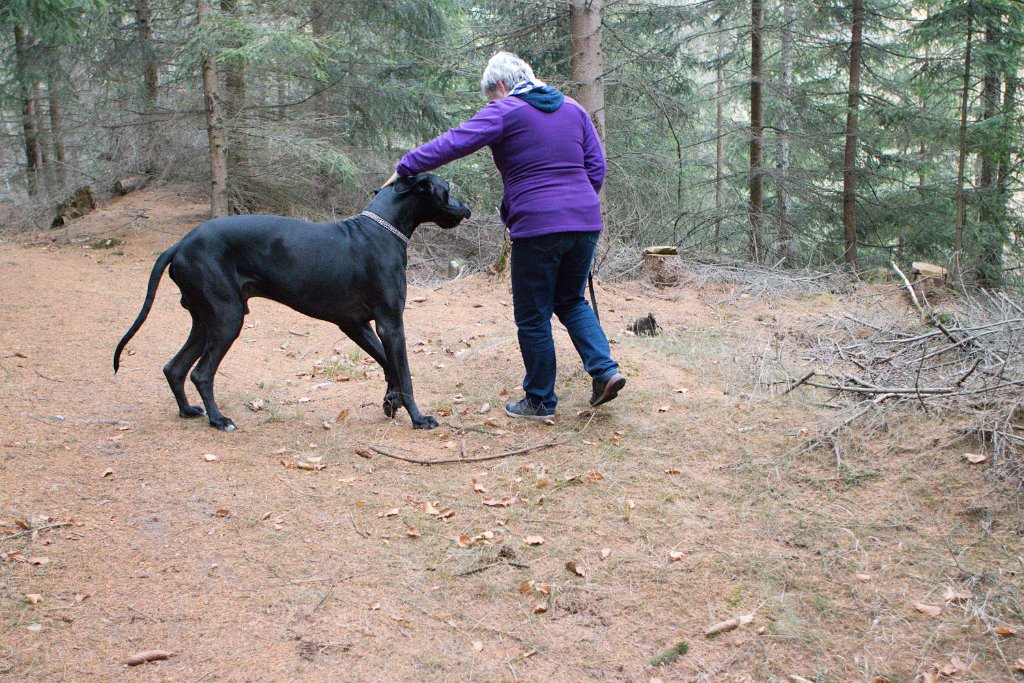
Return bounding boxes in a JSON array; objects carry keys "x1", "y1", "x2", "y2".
[{"x1": 510, "y1": 231, "x2": 619, "y2": 411}]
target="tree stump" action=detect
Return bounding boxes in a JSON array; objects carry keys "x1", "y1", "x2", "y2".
[
  {"x1": 911, "y1": 261, "x2": 948, "y2": 306},
  {"x1": 49, "y1": 186, "x2": 95, "y2": 229},
  {"x1": 642, "y1": 246, "x2": 683, "y2": 287}
]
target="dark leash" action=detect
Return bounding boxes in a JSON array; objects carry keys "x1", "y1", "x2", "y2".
[{"x1": 588, "y1": 271, "x2": 600, "y2": 322}]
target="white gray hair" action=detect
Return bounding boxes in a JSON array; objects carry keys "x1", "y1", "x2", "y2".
[{"x1": 480, "y1": 51, "x2": 536, "y2": 95}]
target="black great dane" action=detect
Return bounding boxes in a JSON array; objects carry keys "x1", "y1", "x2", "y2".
[{"x1": 113, "y1": 174, "x2": 471, "y2": 431}]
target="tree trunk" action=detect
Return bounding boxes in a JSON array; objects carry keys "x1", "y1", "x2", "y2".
[
  {"x1": 310, "y1": 0, "x2": 329, "y2": 120},
  {"x1": 954, "y1": 11, "x2": 973, "y2": 279},
  {"x1": 749, "y1": 0, "x2": 765, "y2": 263},
  {"x1": 135, "y1": 0, "x2": 159, "y2": 108},
  {"x1": 569, "y1": 0, "x2": 605, "y2": 145},
  {"x1": 975, "y1": 20, "x2": 1002, "y2": 288},
  {"x1": 15, "y1": 26, "x2": 43, "y2": 196},
  {"x1": 221, "y1": 0, "x2": 247, "y2": 181},
  {"x1": 35, "y1": 83, "x2": 56, "y2": 191},
  {"x1": 715, "y1": 25, "x2": 725, "y2": 255},
  {"x1": 841, "y1": 0, "x2": 864, "y2": 268},
  {"x1": 777, "y1": 0, "x2": 795, "y2": 266},
  {"x1": 49, "y1": 84, "x2": 68, "y2": 186},
  {"x1": 197, "y1": 0, "x2": 229, "y2": 217}
]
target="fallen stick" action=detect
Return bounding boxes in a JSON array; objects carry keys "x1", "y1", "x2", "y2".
[
  {"x1": 0, "y1": 522, "x2": 70, "y2": 543},
  {"x1": 22, "y1": 413, "x2": 128, "y2": 425},
  {"x1": 781, "y1": 371, "x2": 815, "y2": 396},
  {"x1": 368, "y1": 439, "x2": 565, "y2": 465},
  {"x1": 890, "y1": 261, "x2": 925, "y2": 317}
]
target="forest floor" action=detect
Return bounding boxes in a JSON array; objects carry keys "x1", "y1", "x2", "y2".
[{"x1": 1, "y1": 186, "x2": 1023, "y2": 683}]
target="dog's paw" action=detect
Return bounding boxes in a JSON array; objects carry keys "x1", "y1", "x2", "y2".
[
  {"x1": 383, "y1": 393, "x2": 401, "y2": 418},
  {"x1": 209, "y1": 416, "x2": 237, "y2": 431},
  {"x1": 412, "y1": 415, "x2": 438, "y2": 430},
  {"x1": 180, "y1": 405, "x2": 206, "y2": 418}
]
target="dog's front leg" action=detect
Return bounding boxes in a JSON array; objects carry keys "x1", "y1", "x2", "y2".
[{"x1": 374, "y1": 316, "x2": 437, "y2": 430}]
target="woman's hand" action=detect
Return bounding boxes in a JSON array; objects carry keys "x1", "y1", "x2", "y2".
[{"x1": 382, "y1": 171, "x2": 400, "y2": 189}]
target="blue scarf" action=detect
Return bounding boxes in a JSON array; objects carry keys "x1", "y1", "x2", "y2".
[{"x1": 509, "y1": 79, "x2": 564, "y2": 113}]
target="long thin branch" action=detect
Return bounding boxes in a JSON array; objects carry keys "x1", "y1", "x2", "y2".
[
  {"x1": 0, "y1": 522, "x2": 70, "y2": 543},
  {"x1": 368, "y1": 439, "x2": 566, "y2": 465}
]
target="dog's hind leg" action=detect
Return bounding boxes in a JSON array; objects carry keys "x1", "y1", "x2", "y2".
[
  {"x1": 338, "y1": 322, "x2": 402, "y2": 418},
  {"x1": 189, "y1": 306, "x2": 244, "y2": 431},
  {"x1": 163, "y1": 320, "x2": 207, "y2": 418}
]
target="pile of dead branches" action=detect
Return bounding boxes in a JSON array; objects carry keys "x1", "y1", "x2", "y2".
[{"x1": 784, "y1": 289, "x2": 1024, "y2": 481}]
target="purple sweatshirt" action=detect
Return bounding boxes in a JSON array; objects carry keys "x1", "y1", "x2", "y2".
[{"x1": 395, "y1": 95, "x2": 605, "y2": 240}]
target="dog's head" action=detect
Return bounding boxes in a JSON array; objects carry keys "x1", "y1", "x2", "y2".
[{"x1": 391, "y1": 174, "x2": 471, "y2": 229}]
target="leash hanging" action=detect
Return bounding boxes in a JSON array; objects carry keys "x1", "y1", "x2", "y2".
[{"x1": 588, "y1": 270, "x2": 599, "y2": 322}]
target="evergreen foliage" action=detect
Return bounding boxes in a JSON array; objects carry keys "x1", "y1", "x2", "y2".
[{"x1": 0, "y1": 0, "x2": 1021, "y2": 287}]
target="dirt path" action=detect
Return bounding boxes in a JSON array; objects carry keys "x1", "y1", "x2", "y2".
[{"x1": 1, "y1": 188, "x2": 1021, "y2": 682}]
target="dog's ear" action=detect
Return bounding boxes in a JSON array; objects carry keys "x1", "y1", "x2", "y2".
[{"x1": 392, "y1": 175, "x2": 431, "y2": 195}]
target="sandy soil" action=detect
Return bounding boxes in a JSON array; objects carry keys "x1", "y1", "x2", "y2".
[{"x1": 1, "y1": 187, "x2": 1022, "y2": 682}]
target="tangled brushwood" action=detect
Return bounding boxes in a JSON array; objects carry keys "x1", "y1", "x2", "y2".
[{"x1": 780, "y1": 288, "x2": 1024, "y2": 483}]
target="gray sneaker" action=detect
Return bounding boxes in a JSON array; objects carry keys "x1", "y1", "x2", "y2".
[
  {"x1": 505, "y1": 399, "x2": 555, "y2": 421},
  {"x1": 590, "y1": 373, "x2": 626, "y2": 407}
]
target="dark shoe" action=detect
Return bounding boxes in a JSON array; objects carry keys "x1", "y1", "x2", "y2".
[
  {"x1": 505, "y1": 398, "x2": 555, "y2": 421},
  {"x1": 590, "y1": 373, "x2": 626, "y2": 407}
]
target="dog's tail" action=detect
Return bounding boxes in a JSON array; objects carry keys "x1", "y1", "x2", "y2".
[{"x1": 113, "y1": 243, "x2": 179, "y2": 373}]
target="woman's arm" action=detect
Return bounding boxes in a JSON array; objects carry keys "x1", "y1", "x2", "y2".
[
  {"x1": 580, "y1": 110, "x2": 606, "y2": 193},
  {"x1": 395, "y1": 102, "x2": 504, "y2": 177}
]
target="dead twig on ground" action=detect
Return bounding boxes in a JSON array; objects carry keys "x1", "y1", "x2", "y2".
[
  {"x1": 368, "y1": 438, "x2": 566, "y2": 465},
  {"x1": 0, "y1": 522, "x2": 71, "y2": 543}
]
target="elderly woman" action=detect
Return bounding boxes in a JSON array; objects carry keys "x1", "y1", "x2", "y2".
[{"x1": 385, "y1": 52, "x2": 626, "y2": 419}]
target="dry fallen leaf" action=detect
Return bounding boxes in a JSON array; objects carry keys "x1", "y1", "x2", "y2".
[
  {"x1": 100, "y1": 468, "x2": 113, "y2": 478},
  {"x1": 214, "y1": 509, "x2": 230, "y2": 518},
  {"x1": 482, "y1": 497, "x2": 515, "y2": 508},
  {"x1": 523, "y1": 535, "x2": 544, "y2": 546},
  {"x1": 914, "y1": 602, "x2": 942, "y2": 618},
  {"x1": 625, "y1": 500, "x2": 637, "y2": 510},
  {"x1": 943, "y1": 586, "x2": 970, "y2": 604},
  {"x1": 600, "y1": 548, "x2": 611, "y2": 560},
  {"x1": 202, "y1": 453, "x2": 218, "y2": 462},
  {"x1": 586, "y1": 471, "x2": 605, "y2": 482},
  {"x1": 369, "y1": 602, "x2": 381, "y2": 611},
  {"x1": 125, "y1": 650, "x2": 174, "y2": 666},
  {"x1": 437, "y1": 508, "x2": 455, "y2": 519},
  {"x1": 994, "y1": 626, "x2": 1016, "y2": 636},
  {"x1": 938, "y1": 656, "x2": 967, "y2": 676},
  {"x1": 423, "y1": 501, "x2": 440, "y2": 515},
  {"x1": 406, "y1": 527, "x2": 421, "y2": 539},
  {"x1": 664, "y1": 468, "x2": 682, "y2": 475},
  {"x1": 378, "y1": 508, "x2": 399, "y2": 519},
  {"x1": 472, "y1": 479, "x2": 488, "y2": 494},
  {"x1": 336, "y1": 407, "x2": 350, "y2": 422},
  {"x1": 533, "y1": 603, "x2": 547, "y2": 614},
  {"x1": 457, "y1": 535, "x2": 473, "y2": 548},
  {"x1": 471, "y1": 640, "x2": 483, "y2": 652},
  {"x1": 24, "y1": 594, "x2": 42, "y2": 604},
  {"x1": 28, "y1": 557, "x2": 50, "y2": 566},
  {"x1": 566, "y1": 561, "x2": 586, "y2": 577},
  {"x1": 963, "y1": 452, "x2": 987, "y2": 464},
  {"x1": 668, "y1": 551, "x2": 685, "y2": 562},
  {"x1": 1015, "y1": 658, "x2": 1024, "y2": 671},
  {"x1": 657, "y1": 405, "x2": 670, "y2": 412},
  {"x1": 856, "y1": 573, "x2": 872, "y2": 582},
  {"x1": 73, "y1": 593, "x2": 90, "y2": 604}
]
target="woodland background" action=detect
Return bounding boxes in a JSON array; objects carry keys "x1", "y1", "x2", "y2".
[{"x1": 1, "y1": 0, "x2": 1022, "y2": 286}]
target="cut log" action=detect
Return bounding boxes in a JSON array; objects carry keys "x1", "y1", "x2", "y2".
[
  {"x1": 113, "y1": 175, "x2": 150, "y2": 195},
  {"x1": 49, "y1": 186, "x2": 95, "y2": 229},
  {"x1": 642, "y1": 246, "x2": 687, "y2": 287}
]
